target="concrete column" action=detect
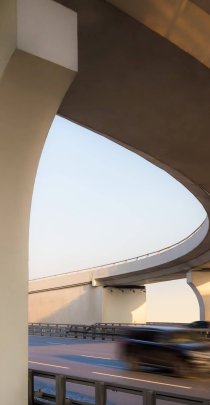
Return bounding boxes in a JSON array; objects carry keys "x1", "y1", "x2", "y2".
[
  {"x1": 0, "y1": 50, "x2": 75, "y2": 405},
  {"x1": 187, "y1": 270, "x2": 210, "y2": 320},
  {"x1": 102, "y1": 287, "x2": 146, "y2": 323},
  {"x1": 0, "y1": 1, "x2": 77, "y2": 403}
]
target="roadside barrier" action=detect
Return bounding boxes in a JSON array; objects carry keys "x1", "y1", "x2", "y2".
[
  {"x1": 28, "y1": 322, "x2": 210, "y2": 340},
  {"x1": 28, "y1": 322, "x2": 132, "y2": 340},
  {"x1": 28, "y1": 369, "x2": 210, "y2": 405}
]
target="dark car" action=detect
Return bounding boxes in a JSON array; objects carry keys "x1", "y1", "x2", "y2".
[
  {"x1": 187, "y1": 321, "x2": 210, "y2": 338},
  {"x1": 118, "y1": 326, "x2": 210, "y2": 377},
  {"x1": 188, "y1": 320, "x2": 210, "y2": 329}
]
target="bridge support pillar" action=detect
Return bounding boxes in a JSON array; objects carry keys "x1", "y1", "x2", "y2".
[
  {"x1": 102, "y1": 286, "x2": 146, "y2": 323},
  {"x1": 187, "y1": 270, "x2": 210, "y2": 320},
  {"x1": 0, "y1": 1, "x2": 76, "y2": 404},
  {"x1": 0, "y1": 56, "x2": 74, "y2": 405}
]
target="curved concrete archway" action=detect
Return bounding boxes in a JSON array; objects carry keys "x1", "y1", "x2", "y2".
[{"x1": 1, "y1": 0, "x2": 210, "y2": 403}]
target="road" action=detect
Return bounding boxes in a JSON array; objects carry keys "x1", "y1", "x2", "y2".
[{"x1": 29, "y1": 336, "x2": 210, "y2": 404}]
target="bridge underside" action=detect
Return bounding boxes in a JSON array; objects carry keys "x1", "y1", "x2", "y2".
[
  {"x1": 55, "y1": 0, "x2": 210, "y2": 322},
  {"x1": 57, "y1": 0, "x2": 210, "y2": 279}
]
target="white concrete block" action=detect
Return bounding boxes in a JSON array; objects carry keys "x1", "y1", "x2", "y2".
[{"x1": 17, "y1": 0, "x2": 78, "y2": 71}]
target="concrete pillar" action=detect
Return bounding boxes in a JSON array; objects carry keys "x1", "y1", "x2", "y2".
[
  {"x1": 0, "y1": 1, "x2": 77, "y2": 404},
  {"x1": 0, "y1": 50, "x2": 75, "y2": 405},
  {"x1": 102, "y1": 287, "x2": 146, "y2": 323},
  {"x1": 187, "y1": 270, "x2": 210, "y2": 320}
]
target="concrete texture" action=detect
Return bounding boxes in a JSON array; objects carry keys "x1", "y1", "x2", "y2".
[
  {"x1": 0, "y1": 49, "x2": 75, "y2": 405},
  {"x1": 0, "y1": 1, "x2": 77, "y2": 403},
  {"x1": 56, "y1": 0, "x2": 210, "y2": 282},
  {"x1": 187, "y1": 270, "x2": 210, "y2": 320},
  {"x1": 29, "y1": 277, "x2": 146, "y2": 324}
]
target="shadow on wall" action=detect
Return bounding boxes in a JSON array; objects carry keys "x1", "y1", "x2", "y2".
[
  {"x1": 29, "y1": 284, "x2": 102, "y2": 324},
  {"x1": 28, "y1": 284, "x2": 146, "y2": 324},
  {"x1": 102, "y1": 287, "x2": 146, "y2": 324}
]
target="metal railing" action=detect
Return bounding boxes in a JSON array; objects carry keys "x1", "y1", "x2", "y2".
[
  {"x1": 28, "y1": 322, "x2": 131, "y2": 340},
  {"x1": 28, "y1": 369, "x2": 210, "y2": 405},
  {"x1": 28, "y1": 322, "x2": 210, "y2": 340}
]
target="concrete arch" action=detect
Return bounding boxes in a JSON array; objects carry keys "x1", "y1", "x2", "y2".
[
  {"x1": 1, "y1": 0, "x2": 210, "y2": 403},
  {"x1": 58, "y1": 0, "x2": 210, "y2": 279},
  {"x1": 0, "y1": 1, "x2": 77, "y2": 404}
]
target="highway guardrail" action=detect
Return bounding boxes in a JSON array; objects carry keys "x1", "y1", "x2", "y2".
[
  {"x1": 28, "y1": 322, "x2": 210, "y2": 340},
  {"x1": 29, "y1": 369, "x2": 210, "y2": 405},
  {"x1": 28, "y1": 322, "x2": 133, "y2": 340}
]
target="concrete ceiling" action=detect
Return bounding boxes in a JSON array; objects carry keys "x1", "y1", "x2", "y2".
[
  {"x1": 108, "y1": 0, "x2": 210, "y2": 68},
  {"x1": 55, "y1": 0, "x2": 210, "y2": 283},
  {"x1": 191, "y1": 0, "x2": 210, "y2": 15}
]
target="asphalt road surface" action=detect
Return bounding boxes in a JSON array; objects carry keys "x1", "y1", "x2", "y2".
[{"x1": 29, "y1": 336, "x2": 210, "y2": 404}]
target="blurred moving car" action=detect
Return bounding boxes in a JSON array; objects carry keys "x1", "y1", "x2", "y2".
[
  {"x1": 187, "y1": 321, "x2": 210, "y2": 338},
  {"x1": 188, "y1": 320, "x2": 210, "y2": 328},
  {"x1": 118, "y1": 326, "x2": 210, "y2": 377}
]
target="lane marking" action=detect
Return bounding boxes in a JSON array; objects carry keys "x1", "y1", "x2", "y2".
[
  {"x1": 46, "y1": 342, "x2": 63, "y2": 345},
  {"x1": 29, "y1": 361, "x2": 69, "y2": 369},
  {"x1": 92, "y1": 372, "x2": 192, "y2": 389},
  {"x1": 80, "y1": 355, "x2": 112, "y2": 360}
]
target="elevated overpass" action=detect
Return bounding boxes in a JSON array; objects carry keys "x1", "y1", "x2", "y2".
[
  {"x1": 1, "y1": 0, "x2": 210, "y2": 404},
  {"x1": 57, "y1": 0, "x2": 210, "y2": 280},
  {"x1": 29, "y1": 216, "x2": 208, "y2": 325},
  {"x1": 57, "y1": 0, "x2": 210, "y2": 323},
  {"x1": 91, "y1": 217, "x2": 208, "y2": 286}
]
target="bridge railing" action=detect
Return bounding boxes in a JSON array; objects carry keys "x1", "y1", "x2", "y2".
[
  {"x1": 28, "y1": 322, "x2": 131, "y2": 340},
  {"x1": 28, "y1": 322, "x2": 210, "y2": 340},
  {"x1": 28, "y1": 369, "x2": 210, "y2": 405}
]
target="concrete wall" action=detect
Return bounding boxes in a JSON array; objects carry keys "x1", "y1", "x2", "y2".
[
  {"x1": 29, "y1": 275, "x2": 147, "y2": 324},
  {"x1": 102, "y1": 287, "x2": 146, "y2": 323},
  {"x1": 29, "y1": 284, "x2": 103, "y2": 324}
]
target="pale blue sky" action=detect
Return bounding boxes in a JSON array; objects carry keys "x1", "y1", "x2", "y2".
[{"x1": 29, "y1": 115, "x2": 206, "y2": 321}]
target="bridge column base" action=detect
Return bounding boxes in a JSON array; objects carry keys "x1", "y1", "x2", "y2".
[
  {"x1": 101, "y1": 286, "x2": 146, "y2": 323},
  {"x1": 187, "y1": 270, "x2": 210, "y2": 320}
]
